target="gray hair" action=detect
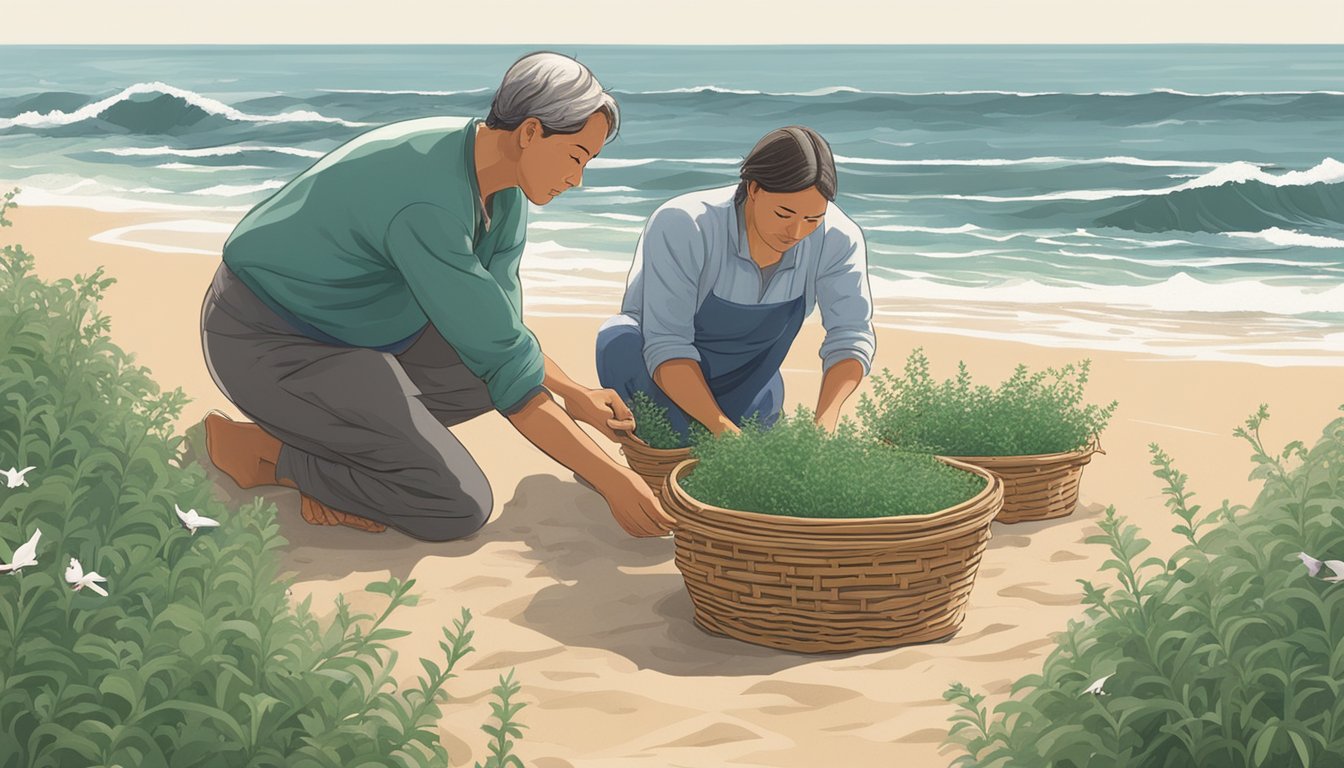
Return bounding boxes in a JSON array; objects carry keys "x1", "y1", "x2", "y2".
[{"x1": 485, "y1": 51, "x2": 620, "y2": 141}]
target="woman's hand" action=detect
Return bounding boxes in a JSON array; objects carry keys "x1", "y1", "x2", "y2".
[
  {"x1": 814, "y1": 409, "x2": 840, "y2": 433},
  {"x1": 565, "y1": 387, "x2": 641, "y2": 443},
  {"x1": 711, "y1": 415, "x2": 742, "y2": 436}
]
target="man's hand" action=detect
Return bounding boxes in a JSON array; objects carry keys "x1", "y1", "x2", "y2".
[
  {"x1": 596, "y1": 468, "x2": 676, "y2": 537},
  {"x1": 506, "y1": 391, "x2": 670, "y2": 536},
  {"x1": 565, "y1": 387, "x2": 640, "y2": 443}
]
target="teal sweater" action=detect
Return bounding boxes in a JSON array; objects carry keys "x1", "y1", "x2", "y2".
[{"x1": 222, "y1": 116, "x2": 546, "y2": 414}]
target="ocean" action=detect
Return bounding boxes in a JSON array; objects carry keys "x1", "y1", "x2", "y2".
[{"x1": 1, "y1": 45, "x2": 1342, "y2": 366}]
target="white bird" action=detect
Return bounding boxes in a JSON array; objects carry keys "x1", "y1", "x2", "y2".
[
  {"x1": 1083, "y1": 674, "x2": 1112, "y2": 696},
  {"x1": 2, "y1": 466, "x2": 35, "y2": 488},
  {"x1": 1298, "y1": 552, "x2": 1344, "y2": 582},
  {"x1": 0, "y1": 529, "x2": 42, "y2": 573},
  {"x1": 175, "y1": 503, "x2": 220, "y2": 535},
  {"x1": 64, "y1": 557, "x2": 108, "y2": 596},
  {"x1": 1321, "y1": 562, "x2": 1344, "y2": 583}
]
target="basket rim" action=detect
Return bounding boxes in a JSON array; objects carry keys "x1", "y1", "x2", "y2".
[
  {"x1": 665, "y1": 455, "x2": 1002, "y2": 526},
  {"x1": 617, "y1": 433, "x2": 693, "y2": 457}
]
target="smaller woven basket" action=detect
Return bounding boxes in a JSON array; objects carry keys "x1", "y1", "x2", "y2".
[
  {"x1": 662, "y1": 457, "x2": 1004, "y2": 654},
  {"x1": 941, "y1": 434, "x2": 1105, "y2": 524},
  {"x1": 618, "y1": 433, "x2": 692, "y2": 496}
]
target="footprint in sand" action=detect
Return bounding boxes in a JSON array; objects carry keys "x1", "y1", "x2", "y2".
[
  {"x1": 998, "y1": 582, "x2": 1082, "y2": 606},
  {"x1": 741, "y1": 680, "x2": 861, "y2": 713},
  {"x1": 962, "y1": 638, "x2": 1058, "y2": 662},
  {"x1": 650, "y1": 722, "x2": 764, "y2": 749},
  {"x1": 467, "y1": 646, "x2": 565, "y2": 671},
  {"x1": 451, "y1": 575, "x2": 511, "y2": 591}
]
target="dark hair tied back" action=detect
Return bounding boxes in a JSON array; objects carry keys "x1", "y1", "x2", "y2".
[{"x1": 734, "y1": 125, "x2": 837, "y2": 206}]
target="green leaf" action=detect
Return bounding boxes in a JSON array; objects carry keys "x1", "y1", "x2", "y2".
[
  {"x1": 1252, "y1": 724, "x2": 1279, "y2": 766},
  {"x1": 420, "y1": 658, "x2": 442, "y2": 683},
  {"x1": 218, "y1": 618, "x2": 263, "y2": 644},
  {"x1": 97, "y1": 672, "x2": 140, "y2": 710},
  {"x1": 1287, "y1": 730, "x2": 1311, "y2": 768}
]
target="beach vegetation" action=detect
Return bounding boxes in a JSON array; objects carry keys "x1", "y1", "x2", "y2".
[
  {"x1": 0, "y1": 190, "x2": 523, "y2": 768},
  {"x1": 857, "y1": 347, "x2": 1119, "y2": 456},
  {"x1": 944, "y1": 403, "x2": 1344, "y2": 767}
]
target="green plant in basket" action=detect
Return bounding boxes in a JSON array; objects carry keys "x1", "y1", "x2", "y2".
[
  {"x1": 857, "y1": 347, "x2": 1119, "y2": 456},
  {"x1": 678, "y1": 405, "x2": 987, "y2": 518},
  {"x1": 628, "y1": 389, "x2": 712, "y2": 450},
  {"x1": 628, "y1": 389, "x2": 687, "y2": 449}
]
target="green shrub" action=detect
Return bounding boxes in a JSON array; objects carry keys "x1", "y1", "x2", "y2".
[
  {"x1": 856, "y1": 347, "x2": 1119, "y2": 456},
  {"x1": 629, "y1": 389, "x2": 686, "y2": 449},
  {"x1": 943, "y1": 403, "x2": 1344, "y2": 767},
  {"x1": 677, "y1": 405, "x2": 988, "y2": 518},
  {"x1": 628, "y1": 389, "x2": 713, "y2": 449},
  {"x1": 476, "y1": 669, "x2": 526, "y2": 768},
  {"x1": 0, "y1": 189, "x2": 523, "y2": 768}
]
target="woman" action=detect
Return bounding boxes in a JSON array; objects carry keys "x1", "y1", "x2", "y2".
[
  {"x1": 199, "y1": 52, "x2": 674, "y2": 540},
  {"x1": 596, "y1": 125, "x2": 876, "y2": 441}
]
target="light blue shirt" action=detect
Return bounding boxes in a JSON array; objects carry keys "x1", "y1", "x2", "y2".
[{"x1": 618, "y1": 184, "x2": 876, "y2": 378}]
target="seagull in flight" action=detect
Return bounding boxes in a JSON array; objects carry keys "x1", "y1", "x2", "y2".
[
  {"x1": 1298, "y1": 552, "x2": 1344, "y2": 583},
  {"x1": 176, "y1": 504, "x2": 220, "y2": 535},
  {"x1": 1083, "y1": 674, "x2": 1112, "y2": 696},
  {"x1": 0, "y1": 529, "x2": 41, "y2": 573},
  {"x1": 2, "y1": 466, "x2": 35, "y2": 488},
  {"x1": 64, "y1": 557, "x2": 109, "y2": 596}
]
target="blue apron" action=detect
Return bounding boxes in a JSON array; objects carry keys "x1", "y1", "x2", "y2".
[{"x1": 596, "y1": 290, "x2": 806, "y2": 440}]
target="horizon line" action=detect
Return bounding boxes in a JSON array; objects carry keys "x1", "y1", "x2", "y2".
[{"x1": 5, "y1": 42, "x2": 1344, "y2": 47}]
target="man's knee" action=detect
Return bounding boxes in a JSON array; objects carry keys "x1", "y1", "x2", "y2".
[{"x1": 389, "y1": 475, "x2": 493, "y2": 542}]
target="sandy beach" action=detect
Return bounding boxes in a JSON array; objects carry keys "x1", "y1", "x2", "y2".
[{"x1": 7, "y1": 202, "x2": 1342, "y2": 767}]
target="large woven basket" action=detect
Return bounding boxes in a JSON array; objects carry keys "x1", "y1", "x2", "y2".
[
  {"x1": 941, "y1": 434, "x2": 1105, "y2": 524},
  {"x1": 661, "y1": 457, "x2": 1004, "y2": 654},
  {"x1": 617, "y1": 434, "x2": 692, "y2": 495}
]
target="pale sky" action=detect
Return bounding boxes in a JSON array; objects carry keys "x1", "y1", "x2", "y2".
[{"x1": 3, "y1": 0, "x2": 1343, "y2": 44}]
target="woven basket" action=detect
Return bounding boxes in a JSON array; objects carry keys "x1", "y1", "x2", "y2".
[
  {"x1": 661, "y1": 457, "x2": 1004, "y2": 654},
  {"x1": 940, "y1": 434, "x2": 1105, "y2": 524},
  {"x1": 617, "y1": 434, "x2": 692, "y2": 496}
]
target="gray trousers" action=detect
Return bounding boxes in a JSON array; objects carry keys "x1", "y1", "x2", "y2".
[{"x1": 199, "y1": 261, "x2": 496, "y2": 541}]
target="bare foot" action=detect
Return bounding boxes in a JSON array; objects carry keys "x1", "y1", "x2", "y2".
[
  {"x1": 300, "y1": 495, "x2": 387, "y2": 532},
  {"x1": 201, "y1": 412, "x2": 384, "y2": 532},
  {"x1": 203, "y1": 411, "x2": 285, "y2": 489}
]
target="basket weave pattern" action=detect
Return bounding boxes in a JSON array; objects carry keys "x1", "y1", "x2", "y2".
[
  {"x1": 943, "y1": 436, "x2": 1104, "y2": 524},
  {"x1": 662, "y1": 457, "x2": 1004, "y2": 653},
  {"x1": 618, "y1": 435, "x2": 692, "y2": 495}
]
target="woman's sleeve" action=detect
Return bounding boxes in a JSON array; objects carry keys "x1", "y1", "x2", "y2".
[
  {"x1": 636, "y1": 205, "x2": 706, "y2": 377},
  {"x1": 815, "y1": 217, "x2": 876, "y2": 375}
]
